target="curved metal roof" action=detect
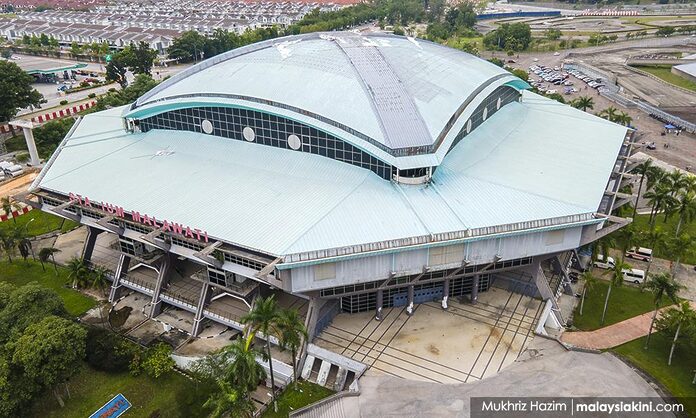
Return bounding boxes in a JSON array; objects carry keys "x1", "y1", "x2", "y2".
[{"x1": 132, "y1": 32, "x2": 520, "y2": 154}]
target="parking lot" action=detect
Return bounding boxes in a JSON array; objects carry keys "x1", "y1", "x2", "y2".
[
  {"x1": 527, "y1": 63, "x2": 606, "y2": 95},
  {"x1": 314, "y1": 286, "x2": 543, "y2": 384}
]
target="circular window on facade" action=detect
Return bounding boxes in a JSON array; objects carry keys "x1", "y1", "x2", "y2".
[
  {"x1": 496, "y1": 97, "x2": 502, "y2": 110},
  {"x1": 287, "y1": 134, "x2": 301, "y2": 150},
  {"x1": 466, "y1": 119, "x2": 472, "y2": 134},
  {"x1": 482, "y1": 107, "x2": 488, "y2": 121},
  {"x1": 201, "y1": 119, "x2": 213, "y2": 134},
  {"x1": 243, "y1": 127, "x2": 255, "y2": 142}
]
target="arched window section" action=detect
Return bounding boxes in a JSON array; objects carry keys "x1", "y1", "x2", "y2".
[{"x1": 138, "y1": 106, "x2": 396, "y2": 180}]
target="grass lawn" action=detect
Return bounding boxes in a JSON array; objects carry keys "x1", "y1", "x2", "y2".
[
  {"x1": 261, "y1": 380, "x2": 335, "y2": 418},
  {"x1": 0, "y1": 260, "x2": 95, "y2": 316},
  {"x1": 0, "y1": 210, "x2": 79, "y2": 237},
  {"x1": 632, "y1": 214, "x2": 696, "y2": 266},
  {"x1": 29, "y1": 365, "x2": 209, "y2": 418},
  {"x1": 573, "y1": 279, "x2": 667, "y2": 331},
  {"x1": 632, "y1": 65, "x2": 696, "y2": 92},
  {"x1": 614, "y1": 333, "x2": 696, "y2": 416}
]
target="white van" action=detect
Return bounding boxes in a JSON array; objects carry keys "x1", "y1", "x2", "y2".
[
  {"x1": 625, "y1": 247, "x2": 653, "y2": 262},
  {"x1": 593, "y1": 254, "x2": 616, "y2": 269},
  {"x1": 622, "y1": 268, "x2": 646, "y2": 284}
]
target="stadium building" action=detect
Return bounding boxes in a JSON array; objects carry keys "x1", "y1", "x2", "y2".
[{"x1": 21, "y1": 32, "x2": 634, "y2": 354}]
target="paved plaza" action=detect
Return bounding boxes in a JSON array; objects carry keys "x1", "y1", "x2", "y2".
[{"x1": 315, "y1": 286, "x2": 543, "y2": 384}]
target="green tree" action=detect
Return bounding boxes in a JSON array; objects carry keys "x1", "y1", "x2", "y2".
[
  {"x1": 167, "y1": 30, "x2": 208, "y2": 62},
  {"x1": 0, "y1": 284, "x2": 67, "y2": 345},
  {"x1": 1, "y1": 197, "x2": 14, "y2": 224},
  {"x1": 483, "y1": 23, "x2": 531, "y2": 51},
  {"x1": 544, "y1": 28, "x2": 562, "y2": 40},
  {"x1": 0, "y1": 60, "x2": 44, "y2": 123},
  {"x1": 579, "y1": 271, "x2": 597, "y2": 316},
  {"x1": 38, "y1": 246, "x2": 61, "y2": 274},
  {"x1": 598, "y1": 106, "x2": 619, "y2": 122},
  {"x1": 105, "y1": 56, "x2": 129, "y2": 88},
  {"x1": 140, "y1": 342, "x2": 175, "y2": 378},
  {"x1": 644, "y1": 272, "x2": 683, "y2": 349},
  {"x1": 66, "y1": 257, "x2": 89, "y2": 288},
  {"x1": 204, "y1": 379, "x2": 256, "y2": 418},
  {"x1": 121, "y1": 42, "x2": 158, "y2": 76},
  {"x1": 631, "y1": 159, "x2": 653, "y2": 219},
  {"x1": 601, "y1": 260, "x2": 631, "y2": 325},
  {"x1": 667, "y1": 234, "x2": 694, "y2": 278},
  {"x1": 70, "y1": 41, "x2": 82, "y2": 56},
  {"x1": 571, "y1": 96, "x2": 594, "y2": 112},
  {"x1": 639, "y1": 228, "x2": 667, "y2": 286},
  {"x1": 276, "y1": 308, "x2": 307, "y2": 386},
  {"x1": 7, "y1": 316, "x2": 86, "y2": 406},
  {"x1": 0, "y1": 228, "x2": 17, "y2": 263},
  {"x1": 241, "y1": 295, "x2": 280, "y2": 411},
  {"x1": 656, "y1": 301, "x2": 696, "y2": 365},
  {"x1": 90, "y1": 265, "x2": 110, "y2": 296},
  {"x1": 672, "y1": 191, "x2": 696, "y2": 237}
]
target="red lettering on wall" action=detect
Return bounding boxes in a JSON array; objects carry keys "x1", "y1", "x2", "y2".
[{"x1": 132, "y1": 211, "x2": 141, "y2": 223}]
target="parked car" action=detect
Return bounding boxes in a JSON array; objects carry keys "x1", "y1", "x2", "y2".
[
  {"x1": 625, "y1": 247, "x2": 653, "y2": 262},
  {"x1": 593, "y1": 255, "x2": 616, "y2": 269},
  {"x1": 622, "y1": 268, "x2": 646, "y2": 284}
]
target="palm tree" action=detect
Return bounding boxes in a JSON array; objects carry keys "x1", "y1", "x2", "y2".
[
  {"x1": 601, "y1": 260, "x2": 630, "y2": 325},
  {"x1": 203, "y1": 379, "x2": 256, "y2": 418},
  {"x1": 646, "y1": 166, "x2": 666, "y2": 191},
  {"x1": 644, "y1": 272, "x2": 683, "y2": 349},
  {"x1": 599, "y1": 106, "x2": 619, "y2": 122},
  {"x1": 631, "y1": 159, "x2": 653, "y2": 219},
  {"x1": 672, "y1": 191, "x2": 696, "y2": 237},
  {"x1": 224, "y1": 337, "x2": 267, "y2": 394},
  {"x1": 0, "y1": 228, "x2": 17, "y2": 263},
  {"x1": 66, "y1": 257, "x2": 89, "y2": 288},
  {"x1": 639, "y1": 228, "x2": 667, "y2": 288},
  {"x1": 614, "y1": 224, "x2": 636, "y2": 263},
  {"x1": 615, "y1": 111, "x2": 632, "y2": 126},
  {"x1": 1, "y1": 197, "x2": 15, "y2": 224},
  {"x1": 666, "y1": 171, "x2": 690, "y2": 198},
  {"x1": 572, "y1": 96, "x2": 594, "y2": 112},
  {"x1": 579, "y1": 271, "x2": 597, "y2": 316},
  {"x1": 38, "y1": 247, "x2": 61, "y2": 274},
  {"x1": 668, "y1": 234, "x2": 694, "y2": 278},
  {"x1": 241, "y1": 295, "x2": 280, "y2": 411},
  {"x1": 90, "y1": 265, "x2": 110, "y2": 296},
  {"x1": 276, "y1": 308, "x2": 308, "y2": 387},
  {"x1": 665, "y1": 301, "x2": 695, "y2": 365},
  {"x1": 644, "y1": 183, "x2": 677, "y2": 228}
]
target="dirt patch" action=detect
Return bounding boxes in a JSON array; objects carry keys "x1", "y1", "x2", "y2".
[
  {"x1": 427, "y1": 343, "x2": 440, "y2": 356},
  {"x1": 110, "y1": 305, "x2": 133, "y2": 329}
]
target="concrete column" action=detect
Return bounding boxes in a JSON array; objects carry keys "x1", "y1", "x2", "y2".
[
  {"x1": 375, "y1": 289, "x2": 384, "y2": 321},
  {"x1": 23, "y1": 127, "x2": 40, "y2": 166},
  {"x1": 81, "y1": 226, "x2": 103, "y2": 263},
  {"x1": 471, "y1": 274, "x2": 480, "y2": 305},
  {"x1": 441, "y1": 279, "x2": 450, "y2": 310},
  {"x1": 149, "y1": 254, "x2": 173, "y2": 318},
  {"x1": 191, "y1": 282, "x2": 212, "y2": 337},
  {"x1": 108, "y1": 253, "x2": 131, "y2": 303},
  {"x1": 406, "y1": 285, "x2": 414, "y2": 315}
]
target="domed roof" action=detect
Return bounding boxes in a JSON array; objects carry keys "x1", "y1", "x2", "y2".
[{"x1": 131, "y1": 32, "x2": 522, "y2": 154}]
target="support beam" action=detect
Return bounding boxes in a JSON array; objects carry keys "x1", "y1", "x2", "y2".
[
  {"x1": 81, "y1": 225, "x2": 103, "y2": 263},
  {"x1": 51, "y1": 200, "x2": 80, "y2": 222},
  {"x1": 9, "y1": 120, "x2": 39, "y2": 166},
  {"x1": 471, "y1": 274, "x2": 480, "y2": 304},
  {"x1": 406, "y1": 285, "x2": 414, "y2": 315},
  {"x1": 555, "y1": 255, "x2": 574, "y2": 296},
  {"x1": 11, "y1": 191, "x2": 41, "y2": 209},
  {"x1": 192, "y1": 241, "x2": 223, "y2": 268},
  {"x1": 442, "y1": 279, "x2": 450, "y2": 310},
  {"x1": 191, "y1": 282, "x2": 212, "y2": 337},
  {"x1": 149, "y1": 254, "x2": 174, "y2": 318},
  {"x1": 96, "y1": 215, "x2": 124, "y2": 235},
  {"x1": 108, "y1": 254, "x2": 131, "y2": 303},
  {"x1": 140, "y1": 226, "x2": 171, "y2": 251},
  {"x1": 375, "y1": 289, "x2": 384, "y2": 321}
]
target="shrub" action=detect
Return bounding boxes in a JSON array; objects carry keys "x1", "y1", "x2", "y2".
[
  {"x1": 15, "y1": 152, "x2": 29, "y2": 163},
  {"x1": 85, "y1": 327, "x2": 136, "y2": 372},
  {"x1": 59, "y1": 99, "x2": 68, "y2": 105},
  {"x1": 87, "y1": 93, "x2": 96, "y2": 98}
]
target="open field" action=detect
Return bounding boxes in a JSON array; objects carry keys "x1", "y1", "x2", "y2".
[
  {"x1": 261, "y1": 380, "x2": 334, "y2": 418},
  {"x1": 573, "y1": 279, "x2": 666, "y2": 331},
  {"x1": 0, "y1": 260, "x2": 95, "y2": 316},
  {"x1": 633, "y1": 65, "x2": 696, "y2": 92},
  {"x1": 28, "y1": 364, "x2": 209, "y2": 418},
  {"x1": 0, "y1": 209, "x2": 78, "y2": 236},
  {"x1": 614, "y1": 334, "x2": 696, "y2": 417}
]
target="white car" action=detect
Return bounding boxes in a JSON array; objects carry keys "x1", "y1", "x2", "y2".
[
  {"x1": 553, "y1": 52, "x2": 560, "y2": 56},
  {"x1": 593, "y1": 255, "x2": 616, "y2": 269},
  {"x1": 625, "y1": 247, "x2": 653, "y2": 262}
]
